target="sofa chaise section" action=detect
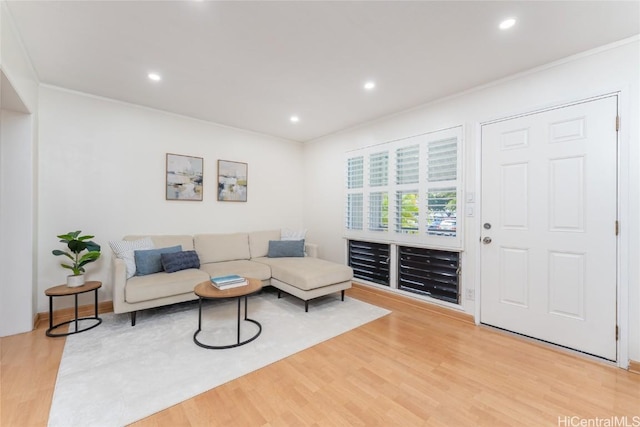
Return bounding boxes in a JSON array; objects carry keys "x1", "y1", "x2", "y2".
[{"x1": 253, "y1": 256, "x2": 353, "y2": 312}]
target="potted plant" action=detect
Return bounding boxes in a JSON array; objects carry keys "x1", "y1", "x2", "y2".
[{"x1": 52, "y1": 230, "x2": 101, "y2": 287}]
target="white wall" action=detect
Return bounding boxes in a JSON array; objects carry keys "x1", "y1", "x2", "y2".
[
  {"x1": 37, "y1": 86, "x2": 305, "y2": 312},
  {"x1": 303, "y1": 38, "x2": 640, "y2": 361},
  {"x1": 0, "y1": 108, "x2": 34, "y2": 335},
  {"x1": 0, "y1": 1, "x2": 38, "y2": 337},
  {"x1": 0, "y1": 1, "x2": 38, "y2": 112}
]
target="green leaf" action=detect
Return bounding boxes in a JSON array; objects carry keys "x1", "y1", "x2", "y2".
[
  {"x1": 68, "y1": 240, "x2": 88, "y2": 253},
  {"x1": 52, "y1": 250, "x2": 74, "y2": 260},
  {"x1": 84, "y1": 241, "x2": 101, "y2": 252},
  {"x1": 78, "y1": 235, "x2": 95, "y2": 241},
  {"x1": 78, "y1": 251, "x2": 100, "y2": 264}
]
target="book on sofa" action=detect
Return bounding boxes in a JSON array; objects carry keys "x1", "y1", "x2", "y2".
[{"x1": 211, "y1": 274, "x2": 247, "y2": 289}]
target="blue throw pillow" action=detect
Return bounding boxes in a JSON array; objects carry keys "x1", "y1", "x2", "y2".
[
  {"x1": 267, "y1": 239, "x2": 305, "y2": 258},
  {"x1": 134, "y1": 245, "x2": 182, "y2": 276},
  {"x1": 161, "y1": 250, "x2": 200, "y2": 273}
]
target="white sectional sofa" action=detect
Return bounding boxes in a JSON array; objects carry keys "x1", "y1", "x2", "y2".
[{"x1": 111, "y1": 230, "x2": 353, "y2": 325}]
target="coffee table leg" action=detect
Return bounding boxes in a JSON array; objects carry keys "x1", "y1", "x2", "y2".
[
  {"x1": 198, "y1": 297, "x2": 202, "y2": 332},
  {"x1": 236, "y1": 298, "x2": 241, "y2": 344}
]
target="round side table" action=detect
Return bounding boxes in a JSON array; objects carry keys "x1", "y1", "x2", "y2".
[{"x1": 45, "y1": 280, "x2": 103, "y2": 337}]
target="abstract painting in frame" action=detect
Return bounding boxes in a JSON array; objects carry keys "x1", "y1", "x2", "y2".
[
  {"x1": 217, "y1": 160, "x2": 248, "y2": 202},
  {"x1": 166, "y1": 153, "x2": 203, "y2": 201}
]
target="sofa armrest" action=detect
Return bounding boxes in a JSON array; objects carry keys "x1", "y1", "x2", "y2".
[
  {"x1": 111, "y1": 256, "x2": 128, "y2": 313},
  {"x1": 305, "y1": 243, "x2": 318, "y2": 258}
]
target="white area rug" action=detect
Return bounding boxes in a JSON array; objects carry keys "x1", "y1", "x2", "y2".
[{"x1": 48, "y1": 291, "x2": 390, "y2": 427}]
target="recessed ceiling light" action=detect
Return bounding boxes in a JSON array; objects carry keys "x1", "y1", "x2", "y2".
[
  {"x1": 148, "y1": 72, "x2": 161, "y2": 82},
  {"x1": 499, "y1": 18, "x2": 516, "y2": 30},
  {"x1": 364, "y1": 81, "x2": 376, "y2": 90},
  {"x1": 290, "y1": 116, "x2": 300, "y2": 123}
]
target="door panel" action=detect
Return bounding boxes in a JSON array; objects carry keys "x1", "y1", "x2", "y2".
[{"x1": 481, "y1": 96, "x2": 618, "y2": 361}]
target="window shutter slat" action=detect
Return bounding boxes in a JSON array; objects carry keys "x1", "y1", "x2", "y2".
[
  {"x1": 369, "y1": 151, "x2": 388, "y2": 187},
  {"x1": 346, "y1": 193, "x2": 363, "y2": 230},
  {"x1": 368, "y1": 192, "x2": 388, "y2": 231},
  {"x1": 395, "y1": 190, "x2": 419, "y2": 234},
  {"x1": 347, "y1": 156, "x2": 364, "y2": 189},
  {"x1": 428, "y1": 138, "x2": 457, "y2": 182},
  {"x1": 396, "y1": 145, "x2": 419, "y2": 185}
]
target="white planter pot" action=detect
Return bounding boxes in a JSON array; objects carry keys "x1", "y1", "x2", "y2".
[{"x1": 67, "y1": 274, "x2": 86, "y2": 287}]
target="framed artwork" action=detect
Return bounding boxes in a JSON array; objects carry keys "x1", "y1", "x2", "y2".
[
  {"x1": 166, "y1": 153, "x2": 203, "y2": 201},
  {"x1": 217, "y1": 160, "x2": 248, "y2": 202}
]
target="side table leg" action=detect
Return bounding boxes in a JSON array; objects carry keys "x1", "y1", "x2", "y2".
[
  {"x1": 94, "y1": 289, "x2": 99, "y2": 318},
  {"x1": 74, "y1": 294, "x2": 79, "y2": 332},
  {"x1": 198, "y1": 297, "x2": 202, "y2": 332},
  {"x1": 49, "y1": 296, "x2": 53, "y2": 331}
]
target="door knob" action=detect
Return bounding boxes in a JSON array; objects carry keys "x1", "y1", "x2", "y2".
[{"x1": 483, "y1": 237, "x2": 492, "y2": 244}]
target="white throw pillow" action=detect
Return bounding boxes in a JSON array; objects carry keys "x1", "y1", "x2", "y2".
[
  {"x1": 109, "y1": 237, "x2": 155, "y2": 279},
  {"x1": 281, "y1": 228, "x2": 306, "y2": 241}
]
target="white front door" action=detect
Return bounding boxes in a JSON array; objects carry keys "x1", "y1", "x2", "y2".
[{"x1": 480, "y1": 96, "x2": 618, "y2": 361}]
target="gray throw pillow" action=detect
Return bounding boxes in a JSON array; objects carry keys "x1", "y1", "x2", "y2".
[
  {"x1": 267, "y1": 239, "x2": 305, "y2": 258},
  {"x1": 134, "y1": 245, "x2": 182, "y2": 275}
]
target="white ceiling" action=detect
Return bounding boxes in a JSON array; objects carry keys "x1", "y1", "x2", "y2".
[{"x1": 5, "y1": 1, "x2": 640, "y2": 142}]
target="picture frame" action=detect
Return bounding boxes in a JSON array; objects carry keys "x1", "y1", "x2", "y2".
[
  {"x1": 217, "y1": 160, "x2": 248, "y2": 202},
  {"x1": 166, "y1": 153, "x2": 203, "y2": 201}
]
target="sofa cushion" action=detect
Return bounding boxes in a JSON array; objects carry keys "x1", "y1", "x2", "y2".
[
  {"x1": 267, "y1": 239, "x2": 305, "y2": 258},
  {"x1": 199, "y1": 259, "x2": 272, "y2": 281},
  {"x1": 125, "y1": 235, "x2": 195, "y2": 251},
  {"x1": 254, "y1": 257, "x2": 353, "y2": 291},
  {"x1": 249, "y1": 229, "x2": 281, "y2": 258},
  {"x1": 110, "y1": 237, "x2": 155, "y2": 279},
  {"x1": 161, "y1": 250, "x2": 200, "y2": 273},
  {"x1": 134, "y1": 245, "x2": 182, "y2": 276},
  {"x1": 125, "y1": 268, "x2": 210, "y2": 303},
  {"x1": 194, "y1": 233, "x2": 250, "y2": 263}
]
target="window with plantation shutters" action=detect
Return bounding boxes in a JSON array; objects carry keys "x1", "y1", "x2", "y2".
[
  {"x1": 369, "y1": 151, "x2": 388, "y2": 187},
  {"x1": 369, "y1": 192, "x2": 388, "y2": 232},
  {"x1": 345, "y1": 156, "x2": 364, "y2": 230},
  {"x1": 426, "y1": 137, "x2": 458, "y2": 237},
  {"x1": 395, "y1": 144, "x2": 420, "y2": 235},
  {"x1": 368, "y1": 151, "x2": 388, "y2": 232},
  {"x1": 346, "y1": 194, "x2": 363, "y2": 230},
  {"x1": 345, "y1": 126, "x2": 462, "y2": 250},
  {"x1": 347, "y1": 156, "x2": 364, "y2": 189},
  {"x1": 395, "y1": 145, "x2": 419, "y2": 185}
]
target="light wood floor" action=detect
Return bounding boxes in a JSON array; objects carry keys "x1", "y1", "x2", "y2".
[{"x1": 2, "y1": 285, "x2": 639, "y2": 426}]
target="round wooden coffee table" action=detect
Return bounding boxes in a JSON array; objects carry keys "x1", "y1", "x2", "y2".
[{"x1": 193, "y1": 278, "x2": 262, "y2": 349}]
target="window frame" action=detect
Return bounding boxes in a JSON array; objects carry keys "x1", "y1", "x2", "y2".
[{"x1": 344, "y1": 126, "x2": 464, "y2": 250}]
